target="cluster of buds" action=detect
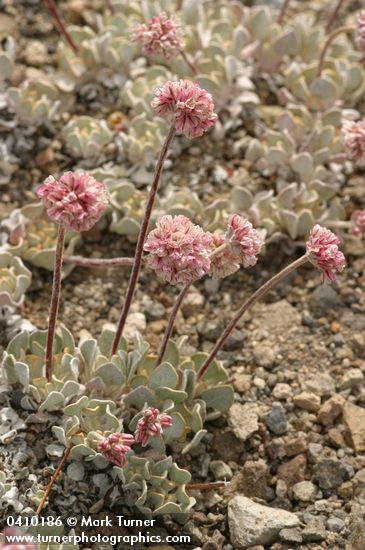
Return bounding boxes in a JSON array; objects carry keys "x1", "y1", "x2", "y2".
[
  {"x1": 97, "y1": 408, "x2": 173, "y2": 466},
  {"x1": 350, "y1": 210, "x2": 365, "y2": 236},
  {"x1": 144, "y1": 213, "x2": 264, "y2": 285},
  {"x1": 306, "y1": 225, "x2": 346, "y2": 284},
  {"x1": 131, "y1": 12, "x2": 184, "y2": 60},
  {"x1": 342, "y1": 120, "x2": 365, "y2": 165}
]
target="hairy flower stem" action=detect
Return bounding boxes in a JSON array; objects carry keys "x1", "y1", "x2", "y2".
[
  {"x1": 45, "y1": 225, "x2": 65, "y2": 381},
  {"x1": 316, "y1": 25, "x2": 355, "y2": 77},
  {"x1": 325, "y1": 0, "x2": 347, "y2": 33},
  {"x1": 43, "y1": 0, "x2": 78, "y2": 54},
  {"x1": 179, "y1": 49, "x2": 198, "y2": 75},
  {"x1": 63, "y1": 255, "x2": 134, "y2": 268},
  {"x1": 197, "y1": 255, "x2": 308, "y2": 381},
  {"x1": 110, "y1": 125, "x2": 176, "y2": 357},
  {"x1": 36, "y1": 446, "x2": 72, "y2": 516},
  {"x1": 155, "y1": 283, "x2": 191, "y2": 367},
  {"x1": 277, "y1": 0, "x2": 291, "y2": 24}
]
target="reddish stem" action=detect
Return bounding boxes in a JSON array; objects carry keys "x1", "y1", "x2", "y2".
[
  {"x1": 325, "y1": 0, "x2": 347, "y2": 33},
  {"x1": 45, "y1": 225, "x2": 65, "y2": 382},
  {"x1": 316, "y1": 25, "x2": 354, "y2": 77},
  {"x1": 36, "y1": 446, "x2": 72, "y2": 516},
  {"x1": 179, "y1": 49, "x2": 198, "y2": 75},
  {"x1": 197, "y1": 255, "x2": 308, "y2": 381},
  {"x1": 186, "y1": 481, "x2": 228, "y2": 491},
  {"x1": 106, "y1": 0, "x2": 115, "y2": 14},
  {"x1": 43, "y1": 0, "x2": 78, "y2": 54},
  {"x1": 63, "y1": 255, "x2": 134, "y2": 267},
  {"x1": 110, "y1": 124, "x2": 176, "y2": 357},
  {"x1": 277, "y1": 0, "x2": 290, "y2": 24},
  {"x1": 155, "y1": 283, "x2": 191, "y2": 367}
]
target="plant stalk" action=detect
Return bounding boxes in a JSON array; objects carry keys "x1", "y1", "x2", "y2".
[
  {"x1": 154, "y1": 243, "x2": 228, "y2": 367},
  {"x1": 155, "y1": 283, "x2": 191, "y2": 367},
  {"x1": 197, "y1": 255, "x2": 308, "y2": 381},
  {"x1": 110, "y1": 124, "x2": 176, "y2": 357},
  {"x1": 277, "y1": 0, "x2": 290, "y2": 24},
  {"x1": 316, "y1": 25, "x2": 354, "y2": 77},
  {"x1": 325, "y1": 0, "x2": 347, "y2": 33},
  {"x1": 179, "y1": 49, "x2": 198, "y2": 75},
  {"x1": 63, "y1": 255, "x2": 134, "y2": 268},
  {"x1": 36, "y1": 446, "x2": 72, "y2": 516},
  {"x1": 43, "y1": 0, "x2": 78, "y2": 54},
  {"x1": 45, "y1": 224, "x2": 65, "y2": 382},
  {"x1": 106, "y1": 0, "x2": 115, "y2": 14},
  {"x1": 186, "y1": 481, "x2": 228, "y2": 491}
]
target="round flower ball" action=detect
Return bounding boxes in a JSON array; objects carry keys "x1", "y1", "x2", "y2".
[{"x1": 37, "y1": 171, "x2": 109, "y2": 232}]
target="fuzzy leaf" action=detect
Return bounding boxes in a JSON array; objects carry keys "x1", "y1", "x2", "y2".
[
  {"x1": 169, "y1": 463, "x2": 192, "y2": 484},
  {"x1": 149, "y1": 363, "x2": 179, "y2": 390},
  {"x1": 39, "y1": 391, "x2": 65, "y2": 412},
  {"x1": 123, "y1": 386, "x2": 156, "y2": 408},
  {"x1": 163, "y1": 413, "x2": 185, "y2": 441},
  {"x1": 231, "y1": 187, "x2": 253, "y2": 210},
  {"x1": 290, "y1": 152, "x2": 313, "y2": 181},
  {"x1": 199, "y1": 385, "x2": 234, "y2": 411},
  {"x1": 155, "y1": 387, "x2": 188, "y2": 403}
]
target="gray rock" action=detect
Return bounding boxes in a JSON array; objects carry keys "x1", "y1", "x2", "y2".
[
  {"x1": 265, "y1": 402, "x2": 288, "y2": 435},
  {"x1": 279, "y1": 528, "x2": 303, "y2": 544},
  {"x1": 292, "y1": 481, "x2": 317, "y2": 502},
  {"x1": 253, "y1": 344, "x2": 278, "y2": 368},
  {"x1": 312, "y1": 458, "x2": 342, "y2": 490},
  {"x1": 304, "y1": 373, "x2": 335, "y2": 397},
  {"x1": 228, "y1": 495, "x2": 300, "y2": 548},
  {"x1": 302, "y1": 519, "x2": 326, "y2": 542},
  {"x1": 228, "y1": 403, "x2": 259, "y2": 442},
  {"x1": 225, "y1": 329, "x2": 246, "y2": 351},
  {"x1": 197, "y1": 319, "x2": 223, "y2": 341},
  {"x1": 310, "y1": 285, "x2": 338, "y2": 314},
  {"x1": 327, "y1": 517, "x2": 345, "y2": 533},
  {"x1": 340, "y1": 368, "x2": 364, "y2": 390},
  {"x1": 209, "y1": 460, "x2": 233, "y2": 480}
]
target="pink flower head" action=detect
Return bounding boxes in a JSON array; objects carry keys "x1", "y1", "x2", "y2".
[
  {"x1": 144, "y1": 214, "x2": 213, "y2": 285},
  {"x1": 151, "y1": 80, "x2": 218, "y2": 139},
  {"x1": 350, "y1": 210, "x2": 365, "y2": 236},
  {"x1": 306, "y1": 224, "x2": 346, "y2": 284},
  {"x1": 97, "y1": 432, "x2": 135, "y2": 467},
  {"x1": 356, "y1": 11, "x2": 365, "y2": 54},
  {"x1": 134, "y1": 407, "x2": 172, "y2": 447},
  {"x1": 1, "y1": 528, "x2": 36, "y2": 550},
  {"x1": 131, "y1": 12, "x2": 184, "y2": 60},
  {"x1": 226, "y1": 215, "x2": 264, "y2": 268},
  {"x1": 37, "y1": 171, "x2": 109, "y2": 232},
  {"x1": 342, "y1": 120, "x2": 365, "y2": 165},
  {"x1": 209, "y1": 233, "x2": 241, "y2": 279}
]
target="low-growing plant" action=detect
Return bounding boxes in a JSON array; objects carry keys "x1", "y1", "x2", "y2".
[{"x1": 1, "y1": 78, "x2": 347, "y2": 530}]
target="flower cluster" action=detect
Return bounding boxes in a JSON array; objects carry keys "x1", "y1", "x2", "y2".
[
  {"x1": 97, "y1": 432, "x2": 135, "y2": 467},
  {"x1": 134, "y1": 407, "x2": 173, "y2": 447},
  {"x1": 209, "y1": 233, "x2": 241, "y2": 279},
  {"x1": 342, "y1": 120, "x2": 365, "y2": 165},
  {"x1": 226, "y1": 215, "x2": 264, "y2": 267},
  {"x1": 144, "y1": 214, "x2": 213, "y2": 285},
  {"x1": 351, "y1": 210, "x2": 365, "y2": 236},
  {"x1": 151, "y1": 80, "x2": 218, "y2": 139},
  {"x1": 356, "y1": 11, "x2": 365, "y2": 54},
  {"x1": 131, "y1": 13, "x2": 184, "y2": 59},
  {"x1": 97, "y1": 408, "x2": 173, "y2": 465},
  {"x1": 37, "y1": 171, "x2": 109, "y2": 232},
  {"x1": 306, "y1": 224, "x2": 346, "y2": 283}
]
